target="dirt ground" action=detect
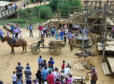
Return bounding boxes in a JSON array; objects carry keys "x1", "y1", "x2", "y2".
[{"x1": 0, "y1": 27, "x2": 114, "y2": 84}]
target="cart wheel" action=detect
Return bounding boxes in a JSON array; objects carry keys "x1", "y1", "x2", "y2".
[
  {"x1": 49, "y1": 48, "x2": 61, "y2": 55},
  {"x1": 31, "y1": 43, "x2": 40, "y2": 54}
]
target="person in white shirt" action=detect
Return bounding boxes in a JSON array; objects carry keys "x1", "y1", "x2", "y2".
[
  {"x1": 12, "y1": 71, "x2": 17, "y2": 84},
  {"x1": 64, "y1": 66, "x2": 71, "y2": 76},
  {"x1": 52, "y1": 67, "x2": 60, "y2": 82}
]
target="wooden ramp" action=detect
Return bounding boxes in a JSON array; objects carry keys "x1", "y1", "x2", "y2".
[{"x1": 101, "y1": 62, "x2": 111, "y2": 75}]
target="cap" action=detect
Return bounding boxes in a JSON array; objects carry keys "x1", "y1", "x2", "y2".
[{"x1": 91, "y1": 67, "x2": 95, "y2": 70}]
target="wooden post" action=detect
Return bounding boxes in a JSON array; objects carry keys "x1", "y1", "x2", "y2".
[
  {"x1": 102, "y1": 0, "x2": 109, "y2": 62},
  {"x1": 98, "y1": 0, "x2": 102, "y2": 9},
  {"x1": 82, "y1": 0, "x2": 88, "y2": 50},
  {"x1": 17, "y1": 12, "x2": 19, "y2": 20},
  {"x1": 38, "y1": 11, "x2": 40, "y2": 25}
]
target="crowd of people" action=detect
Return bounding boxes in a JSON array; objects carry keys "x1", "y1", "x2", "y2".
[
  {"x1": 11, "y1": 55, "x2": 98, "y2": 84},
  {"x1": 11, "y1": 56, "x2": 74, "y2": 84},
  {"x1": 0, "y1": 24, "x2": 22, "y2": 43}
]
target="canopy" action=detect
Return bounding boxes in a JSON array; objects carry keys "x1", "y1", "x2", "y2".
[
  {"x1": 73, "y1": 24, "x2": 80, "y2": 28},
  {"x1": 0, "y1": 1, "x2": 13, "y2": 7}
]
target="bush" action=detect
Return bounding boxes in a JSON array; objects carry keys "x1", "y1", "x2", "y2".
[
  {"x1": 38, "y1": 5, "x2": 54, "y2": 19},
  {"x1": 18, "y1": 9, "x2": 30, "y2": 19}
]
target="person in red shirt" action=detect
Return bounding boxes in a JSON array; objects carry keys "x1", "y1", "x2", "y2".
[
  {"x1": 47, "y1": 71, "x2": 55, "y2": 84},
  {"x1": 61, "y1": 60, "x2": 65, "y2": 70},
  {"x1": 38, "y1": 25, "x2": 43, "y2": 36}
]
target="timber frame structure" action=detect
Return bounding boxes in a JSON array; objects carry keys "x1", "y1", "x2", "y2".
[{"x1": 56, "y1": 0, "x2": 114, "y2": 55}]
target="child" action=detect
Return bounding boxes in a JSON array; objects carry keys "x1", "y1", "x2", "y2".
[
  {"x1": 66, "y1": 62, "x2": 71, "y2": 69},
  {"x1": 61, "y1": 60, "x2": 65, "y2": 70},
  {"x1": 55, "y1": 78, "x2": 62, "y2": 84},
  {"x1": 67, "y1": 74, "x2": 73, "y2": 84},
  {"x1": 12, "y1": 71, "x2": 17, "y2": 84}
]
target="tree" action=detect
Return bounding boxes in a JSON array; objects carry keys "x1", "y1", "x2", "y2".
[{"x1": 49, "y1": 0, "x2": 59, "y2": 12}]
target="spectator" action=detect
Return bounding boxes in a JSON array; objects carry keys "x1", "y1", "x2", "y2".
[
  {"x1": 36, "y1": 70, "x2": 41, "y2": 84},
  {"x1": 60, "y1": 70, "x2": 65, "y2": 78},
  {"x1": 52, "y1": 67, "x2": 60, "y2": 82},
  {"x1": 25, "y1": 63, "x2": 31, "y2": 71},
  {"x1": 48, "y1": 57, "x2": 54, "y2": 70},
  {"x1": 16, "y1": 75, "x2": 22, "y2": 84},
  {"x1": 24, "y1": 67, "x2": 32, "y2": 81},
  {"x1": 38, "y1": 56, "x2": 43, "y2": 68},
  {"x1": 55, "y1": 29, "x2": 59, "y2": 40},
  {"x1": 66, "y1": 63, "x2": 71, "y2": 69},
  {"x1": 32, "y1": 79, "x2": 39, "y2": 84},
  {"x1": 41, "y1": 66, "x2": 49, "y2": 83},
  {"x1": 61, "y1": 60, "x2": 65, "y2": 70},
  {"x1": 60, "y1": 30, "x2": 64, "y2": 40},
  {"x1": 55, "y1": 78, "x2": 62, "y2": 84},
  {"x1": 47, "y1": 71, "x2": 55, "y2": 84},
  {"x1": 29, "y1": 24, "x2": 33, "y2": 37},
  {"x1": 0, "y1": 29, "x2": 4, "y2": 41},
  {"x1": 64, "y1": 66, "x2": 71, "y2": 76},
  {"x1": 38, "y1": 25, "x2": 43, "y2": 36},
  {"x1": 15, "y1": 62, "x2": 23, "y2": 79},
  {"x1": 0, "y1": 80, "x2": 3, "y2": 84},
  {"x1": 43, "y1": 26, "x2": 47, "y2": 37},
  {"x1": 68, "y1": 32, "x2": 74, "y2": 45},
  {"x1": 41, "y1": 60, "x2": 47, "y2": 68},
  {"x1": 67, "y1": 74, "x2": 73, "y2": 84},
  {"x1": 26, "y1": 77, "x2": 32, "y2": 84},
  {"x1": 12, "y1": 71, "x2": 17, "y2": 84},
  {"x1": 60, "y1": 75, "x2": 65, "y2": 84},
  {"x1": 51, "y1": 27, "x2": 55, "y2": 37}
]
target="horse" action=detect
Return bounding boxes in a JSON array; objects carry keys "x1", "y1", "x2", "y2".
[{"x1": 2, "y1": 36, "x2": 27, "y2": 54}]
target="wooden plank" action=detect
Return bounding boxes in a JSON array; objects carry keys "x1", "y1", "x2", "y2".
[
  {"x1": 98, "y1": 42, "x2": 114, "y2": 51},
  {"x1": 107, "y1": 57, "x2": 114, "y2": 73},
  {"x1": 101, "y1": 62, "x2": 111, "y2": 75}
]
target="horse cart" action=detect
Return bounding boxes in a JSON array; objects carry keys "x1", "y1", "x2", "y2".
[{"x1": 30, "y1": 40, "x2": 65, "y2": 55}]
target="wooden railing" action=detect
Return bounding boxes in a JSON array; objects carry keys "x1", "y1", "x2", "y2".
[{"x1": 0, "y1": 7, "x2": 18, "y2": 19}]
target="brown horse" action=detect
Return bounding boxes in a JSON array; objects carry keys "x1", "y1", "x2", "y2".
[{"x1": 3, "y1": 36, "x2": 27, "y2": 54}]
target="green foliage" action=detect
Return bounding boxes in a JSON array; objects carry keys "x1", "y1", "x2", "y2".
[
  {"x1": 38, "y1": 5, "x2": 54, "y2": 19},
  {"x1": 58, "y1": 0, "x2": 70, "y2": 10},
  {"x1": 49, "y1": 0, "x2": 59, "y2": 12},
  {"x1": 18, "y1": 10, "x2": 29, "y2": 19},
  {"x1": 11, "y1": 19, "x2": 25, "y2": 24},
  {"x1": 71, "y1": 0, "x2": 82, "y2": 7},
  {"x1": 58, "y1": 0, "x2": 70, "y2": 18},
  {"x1": 70, "y1": 0, "x2": 82, "y2": 12}
]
